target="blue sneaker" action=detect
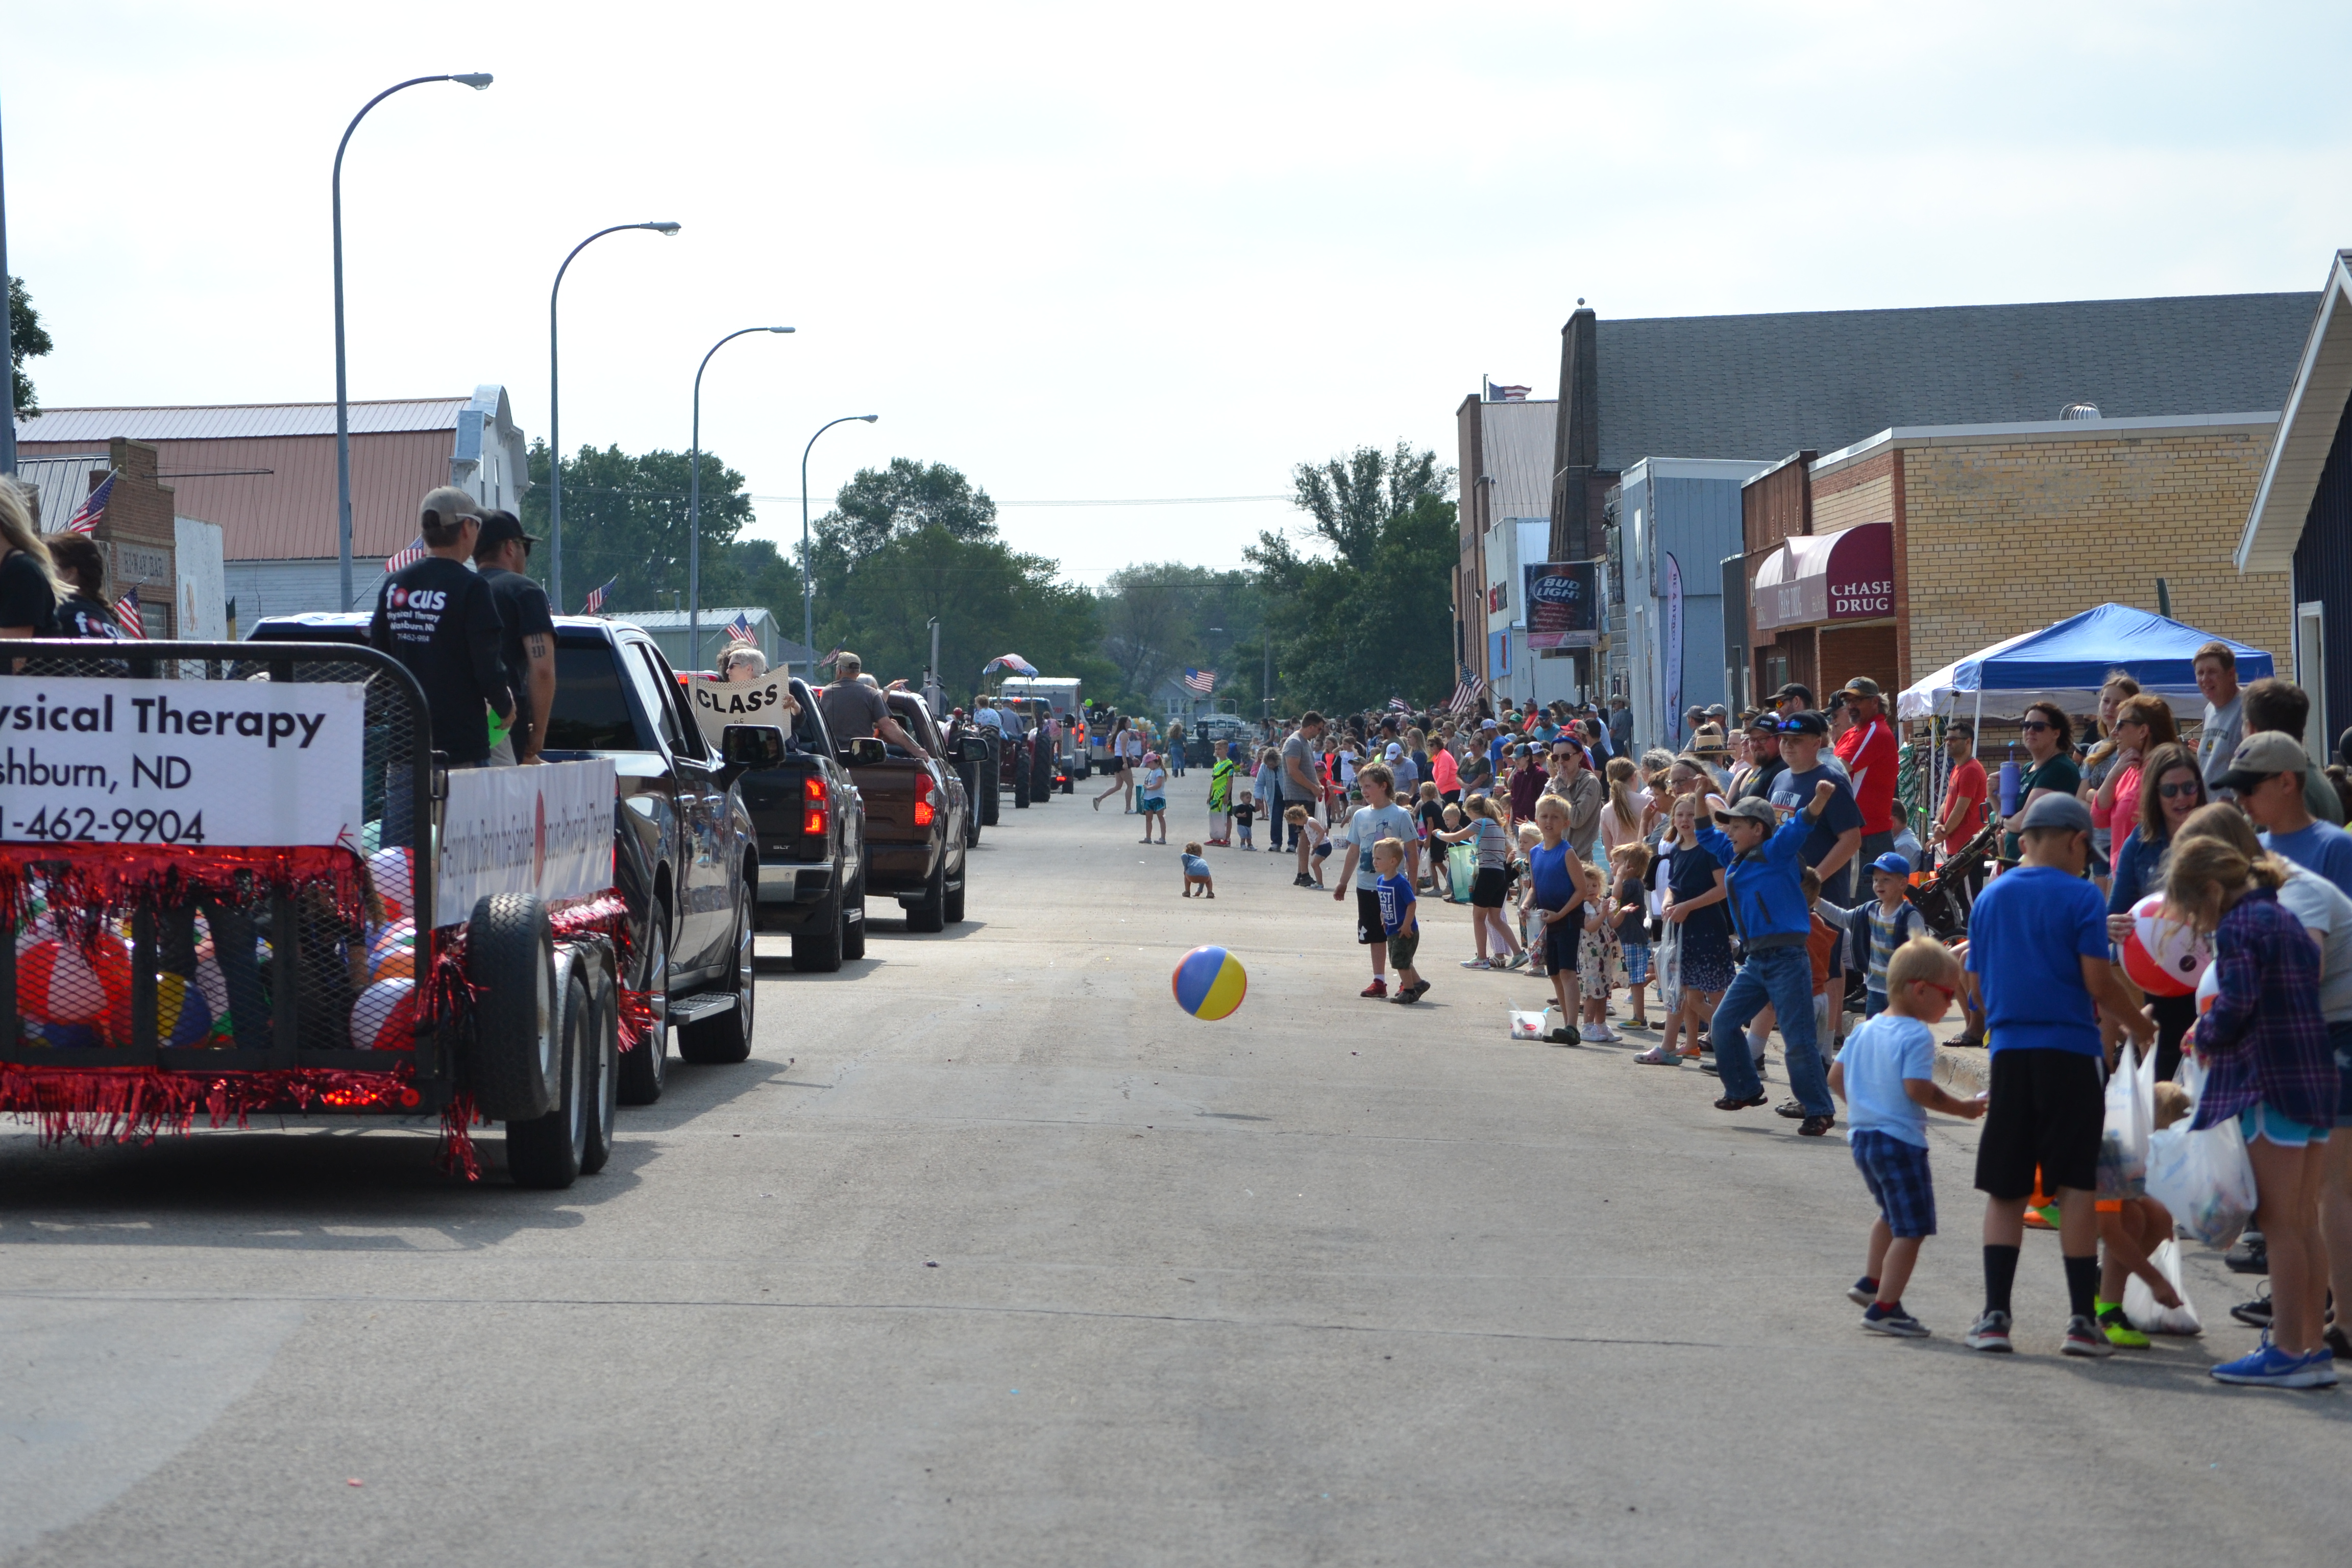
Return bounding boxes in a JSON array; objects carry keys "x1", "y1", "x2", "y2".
[
  {"x1": 2296, "y1": 1348, "x2": 2341, "y2": 1388},
  {"x1": 2211, "y1": 1337, "x2": 2326, "y2": 1387}
]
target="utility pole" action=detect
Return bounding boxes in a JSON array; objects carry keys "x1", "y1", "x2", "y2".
[{"x1": 1, "y1": 92, "x2": 16, "y2": 475}]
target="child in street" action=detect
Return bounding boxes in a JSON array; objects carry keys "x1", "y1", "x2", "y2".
[
  {"x1": 1233, "y1": 744, "x2": 1259, "y2": 849},
  {"x1": 1180, "y1": 841, "x2": 1214, "y2": 898},
  {"x1": 1374, "y1": 838, "x2": 1427, "y2": 1003},
  {"x1": 1963, "y1": 793, "x2": 2157, "y2": 1359},
  {"x1": 1828, "y1": 935, "x2": 1989, "y2": 1337},
  {"x1": 1286, "y1": 805, "x2": 1332, "y2": 888},
  {"x1": 1435, "y1": 795, "x2": 1524, "y2": 969},
  {"x1": 2094, "y1": 1083, "x2": 2192, "y2": 1349},
  {"x1": 1334, "y1": 763, "x2": 1420, "y2": 999},
  {"x1": 1529, "y1": 794, "x2": 1593, "y2": 1041},
  {"x1": 1578, "y1": 857, "x2": 1621, "y2": 1042},
  {"x1": 1514, "y1": 822, "x2": 1546, "y2": 976},
  {"x1": 1206, "y1": 747, "x2": 1234, "y2": 846},
  {"x1": 1138, "y1": 754, "x2": 1169, "y2": 845},
  {"x1": 1860, "y1": 851, "x2": 1927, "y2": 1017},
  {"x1": 1414, "y1": 782, "x2": 1447, "y2": 891},
  {"x1": 1611, "y1": 841, "x2": 1654, "y2": 1027}
]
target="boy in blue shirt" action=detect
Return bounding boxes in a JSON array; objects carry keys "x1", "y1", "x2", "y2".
[
  {"x1": 1829, "y1": 935, "x2": 1988, "y2": 1337},
  {"x1": 1962, "y1": 793, "x2": 2155, "y2": 1359},
  {"x1": 1373, "y1": 838, "x2": 1426, "y2": 1003},
  {"x1": 1698, "y1": 781, "x2": 1842, "y2": 1134}
]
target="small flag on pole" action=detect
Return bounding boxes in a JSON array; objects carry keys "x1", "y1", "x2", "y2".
[
  {"x1": 113, "y1": 587, "x2": 147, "y2": 639},
  {"x1": 384, "y1": 536, "x2": 428, "y2": 573},
  {"x1": 581, "y1": 576, "x2": 618, "y2": 616},
  {"x1": 65, "y1": 473, "x2": 116, "y2": 534},
  {"x1": 1181, "y1": 668, "x2": 1215, "y2": 695},
  {"x1": 818, "y1": 646, "x2": 846, "y2": 668},
  {"x1": 724, "y1": 610, "x2": 758, "y2": 645},
  {"x1": 1444, "y1": 665, "x2": 1486, "y2": 714},
  {"x1": 1386, "y1": 696, "x2": 1410, "y2": 712}
]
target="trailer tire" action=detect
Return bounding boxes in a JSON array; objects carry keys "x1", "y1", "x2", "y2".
[
  {"x1": 507, "y1": 958, "x2": 590, "y2": 1189},
  {"x1": 467, "y1": 894, "x2": 556, "y2": 1124},
  {"x1": 616, "y1": 902, "x2": 669, "y2": 1106},
  {"x1": 579, "y1": 952, "x2": 619, "y2": 1176}
]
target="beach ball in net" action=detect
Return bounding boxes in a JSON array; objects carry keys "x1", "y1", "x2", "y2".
[
  {"x1": 16, "y1": 933, "x2": 133, "y2": 1038},
  {"x1": 350, "y1": 978, "x2": 419, "y2": 1052},
  {"x1": 1172, "y1": 945, "x2": 1247, "y2": 1021},
  {"x1": 2123, "y1": 893, "x2": 2210, "y2": 998}
]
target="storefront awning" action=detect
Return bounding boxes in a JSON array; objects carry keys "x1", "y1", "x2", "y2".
[{"x1": 1753, "y1": 522, "x2": 1893, "y2": 633}]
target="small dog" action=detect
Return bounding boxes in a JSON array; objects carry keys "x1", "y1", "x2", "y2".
[{"x1": 1180, "y1": 841, "x2": 1215, "y2": 898}]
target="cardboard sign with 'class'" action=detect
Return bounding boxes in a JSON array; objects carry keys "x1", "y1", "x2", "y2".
[
  {"x1": 683, "y1": 671, "x2": 796, "y2": 749},
  {"x1": 0, "y1": 674, "x2": 365, "y2": 847},
  {"x1": 436, "y1": 757, "x2": 618, "y2": 926}
]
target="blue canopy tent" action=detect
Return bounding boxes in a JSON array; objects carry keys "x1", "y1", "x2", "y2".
[{"x1": 1898, "y1": 603, "x2": 2273, "y2": 723}]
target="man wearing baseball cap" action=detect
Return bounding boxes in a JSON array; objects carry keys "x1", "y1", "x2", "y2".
[
  {"x1": 369, "y1": 486, "x2": 514, "y2": 769},
  {"x1": 1773, "y1": 682, "x2": 1815, "y2": 720},
  {"x1": 1767, "y1": 710, "x2": 1866, "y2": 903},
  {"x1": 1733, "y1": 710, "x2": 1786, "y2": 805},
  {"x1": 2222, "y1": 730, "x2": 2352, "y2": 899},
  {"x1": 1835, "y1": 676, "x2": 1902, "y2": 873},
  {"x1": 472, "y1": 509, "x2": 555, "y2": 765}
]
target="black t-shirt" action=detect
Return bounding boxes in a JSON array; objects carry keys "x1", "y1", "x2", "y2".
[
  {"x1": 1616, "y1": 875, "x2": 1648, "y2": 944},
  {"x1": 0, "y1": 550, "x2": 58, "y2": 634},
  {"x1": 367, "y1": 555, "x2": 513, "y2": 764},
  {"x1": 478, "y1": 566, "x2": 555, "y2": 744},
  {"x1": 1416, "y1": 798, "x2": 1444, "y2": 837},
  {"x1": 1735, "y1": 753, "x2": 1787, "y2": 804},
  {"x1": 57, "y1": 595, "x2": 131, "y2": 641}
]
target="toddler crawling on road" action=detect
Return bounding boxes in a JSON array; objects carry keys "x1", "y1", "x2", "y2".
[{"x1": 1180, "y1": 842, "x2": 1215, "y2": 898}]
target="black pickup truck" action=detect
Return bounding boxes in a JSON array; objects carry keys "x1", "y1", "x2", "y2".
[
  {"x1": 729, "y1": 678, "x2": 868, "y2": 972},
  {"x1": 858, "y1": 693, "x2": 971, "y2": 930},
  {"x1": 247, "y1": 613, "x2": 765, "y2": 1105}
]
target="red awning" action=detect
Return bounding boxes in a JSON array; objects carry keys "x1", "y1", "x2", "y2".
[{"x1": 1753, "y1": 522, "x2": 1894, "y2": 632}]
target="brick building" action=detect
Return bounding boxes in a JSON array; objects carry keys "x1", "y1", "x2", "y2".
[{"x1": 13, "y1": 437, "x2": 224, "y2": 638}]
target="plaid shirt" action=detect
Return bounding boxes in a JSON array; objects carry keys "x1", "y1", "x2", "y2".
[{"x1": 2193, "y1": 889, "x2": 2338, "y2": 1130}]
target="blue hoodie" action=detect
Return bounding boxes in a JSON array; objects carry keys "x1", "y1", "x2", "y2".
[{"x1": 1696, "y1": 806, "x2": 1820, "y2": 950}]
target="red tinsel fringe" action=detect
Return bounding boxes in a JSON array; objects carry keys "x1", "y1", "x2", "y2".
[
  {"x1": 426, "y1": 893, "x2": 650, "y2": 1050},
  {"x1": 1, "y1": 1061, "x2": 425, "y2": 1138},
  {"x1": 0, "y1": 843, "x2": 366, "y2": 940}
]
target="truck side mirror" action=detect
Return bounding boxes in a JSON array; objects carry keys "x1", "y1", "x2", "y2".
[
  {"x1": 847, "y1": 737, "x2": 887, "y2": 767},
  {"x1": 720, "y1": 723, "x2": 787, "y2": 772}
]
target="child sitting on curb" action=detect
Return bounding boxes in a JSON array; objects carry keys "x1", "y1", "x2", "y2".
[{"x1": 1830, "y1": 935, "x2": 1988, "y2": 1337}]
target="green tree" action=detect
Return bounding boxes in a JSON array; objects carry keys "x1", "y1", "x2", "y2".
[
  {"x1": 521, "y1": 440, "x2": 799, "y2": 619},
  {"x1": 9, "y1": 276, "x2": 54, "y2": 416},
  {"x1": 1290, "y1": 441, "x2": 1447, "y2": 570},
  {"x1": 1094, "y1": 562, "x2": 1264, "y2": 709},
  {"x1": 821, "y1": 457, "x2": 999, "y2": 560}
]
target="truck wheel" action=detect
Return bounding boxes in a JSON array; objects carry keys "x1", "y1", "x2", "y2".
[
  {"x1": 467, "y1": 894, "x2": 557, "y2": 1123},
  {"x1": 682, "y1": 882, "x2": 757, "y2": 1064},
  {"x1": 1012, "y1": 764, "x2": 1030, "y2": 810},
  {"x1": 580, "y1": 953, "x2": 619, "y2": 1175},
  {"x1": 842, "y1": 867, "x2": 868, "y2": 960},
  {"x1": 507, "y1": 958, "x2": 590, "y2": 1189},
  {"x1": 944, "y1": 874, "x2": 966, "y2": 925},
  {"x1": 980, "y1": 774, "x2": 1001, "y2": 826},
  {"x1": 906, "y1": 861, "x2": 947, "y2": 933},
  {"x1": 792, "y1": 861, "x2": 845, "y2": 973},
  {"x1": 616, "y1": 904, "x2": 669, "y2": 1106},
  {"x1": 1060, "y1": 771, "x2": 1075, "y2": 795}
]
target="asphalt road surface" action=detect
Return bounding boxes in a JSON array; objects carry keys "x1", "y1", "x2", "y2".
[{"x1": 4, "y1": 793, "x2": 2347, "y2": 1566}]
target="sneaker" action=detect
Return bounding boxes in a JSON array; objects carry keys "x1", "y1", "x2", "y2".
[
  {"x1": 1774, "y1": 1099, "x2": 1806, "y2": 1119},
  {"x1": 1294, "y1": 874, "x2": 1315, "y2": 888},
  {"x1": 1504, "y1": 951, "x2": 1529, "y2": 970},
  {"x1": 1460, "y1": 957, "x2": 1493, "y2": 970},
  {"x1": 2225, "y1": 1231, "x2": 2269, "y2": 1276},
  {"x1": 1579, "y1": 1023, "x2": 1610, "y2": 1042},
  {"x1": 1861, "y1": 1303, "x2": 1930, "y2": 1338},
  {"x1": 1964, "y1": 1310, "x2": 2014, "y2": 1353},
  {"x1": 1798, "y1": 1114, "x2": 1835, "y2": 1137},
  {"x1": 2210, "y1": 1336, "x2": 2320, "y2": 1387},
  {"x1": 1359, "y1": 979, "x2": 1388, "y2": 998},
  {"x1": 1549, "y1": 1028, "x2": 1577, "y2": 1044},
  {"x1": 1848, "y1": 1277, "x2": 1880, "y2": 1307},
  {"x1": 2301, "y1": 1347, "x2": 2343, "y2": 1387},
  {"x1": 2061, "y1": 1315, "x2": 2115, "y2": 1358},
  {"x1": 1711, "y1": 1093, "x2": 1768, "y2": 1111},
  {"x1": 1698, "y1": 1058, "x2": 1721, "y2": 1076},
  {"x1": 2097, "y1": 1302, "x2": 2151, "y2": 1350},
  {"x1": 2231, "y1": 1286, "x2": 2273, "y2": 1330}
]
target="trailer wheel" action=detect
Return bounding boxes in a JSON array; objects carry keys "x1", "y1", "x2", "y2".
[
  {"x1": 842, "y1": 866, "x2": 868, "y2": 961},
  {"x1": 580, "y1": 953, "x2": 619, "y2": 1175},
  {"x1": 508, "y1": 957, "x2": 590, "y2": 1189},
  {"x1": 682, "y1": 881, "x2": 757, "y2": 1063},
  {"x1": 616, "y1": 902, "x2": 669, "y2": 1105},
  {"x1": 467, "y1": 894, "x2": 556, "y2": 1123}
]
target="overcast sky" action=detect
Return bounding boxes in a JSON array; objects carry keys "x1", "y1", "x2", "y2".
[{"x1": 8, "y1": 2, "x2": 2350, "y2": 583}]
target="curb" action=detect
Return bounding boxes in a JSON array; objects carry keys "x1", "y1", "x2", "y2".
[{"x1": 1933, "y1": 1043, "x2": 1989, "y2": 1098}]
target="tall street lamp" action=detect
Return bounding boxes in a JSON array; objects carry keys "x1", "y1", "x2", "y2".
[
  {"x1": 548, "y1": 221, "x2": 679, "y2": 610},
  {"x1": 688, "y1": 325, "x2": 792, "y2": 670},
  {"x1": 800, "y1": 413, "x2": 879, "y2": 672},
  {"x1": 333, "y1": 72, "x2": 492, "y2": 611},
  {"x1": 1, "y1": 90, "x2": 17, "y2": 475}
]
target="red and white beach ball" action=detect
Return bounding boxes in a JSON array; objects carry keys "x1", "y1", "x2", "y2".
[
  {"x1": 16, "y1": 933, "x2": 133, "y2": 1036},
  {"x1": 2123, "y1": 894, "x2": 2211, "y2": 998},
  {"x1": 368, "y1": 846, "x2": 415, "y2": 925},
  {"x1": 2195, "y1": 959, "x2": 2222, "y2": 1017},
  {"x1": 350, "y1": 977, "x2": 418, "y2": 1052}
]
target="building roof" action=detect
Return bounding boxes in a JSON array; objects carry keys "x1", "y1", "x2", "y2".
[
  {"x1": 1476, "y1": 398, "x2": 1556, "y2": 519},
  {"x1": 2238, "y1": 253, "x2": 2352, "y2": 573},
  {"x1": 1594, "y1": 291, "x2": 2319, "y2": 473},
  {"x1": 1811, "y1": 409, "x2": 2283, "y2": 480},
  {"x1": 13, "y1": 398, "x2": 476, "y2": 444}
]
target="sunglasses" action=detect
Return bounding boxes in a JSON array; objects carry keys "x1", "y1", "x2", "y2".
[
  {"x1": 2018, "y1": 719, "x2": 2053, "y2": 732},
  {"x1": 2157, "y1": 780, "x2": 2201, "y2": 800},
  {"x1": 1914, "y1": 979, "x2": 1958, "y2": 1006}
]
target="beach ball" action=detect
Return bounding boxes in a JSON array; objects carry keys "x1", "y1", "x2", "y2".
[
  {"x1": 156, "y1": 970, "x2": 215, "y2": 1048},
  {"x1": 350, "y1": 978, "x2": 419, "y2": 1052},
  {"x1": 2196, "y1": 960, "x2": 2221, "y2": 1017},
  {"x1": 368, "y1": 846, "x2": 415, "y2": 924},
  {"x1": 1172, "y1": 945, "x2": 1248, "y2": 1021},
  {"x1": 2123, "y1": 894, "x2": 2210, "y2": 998},
  {"x1": 16, "y1": 934, "x2": 132, "y2": 1037},
  {"x1": 365, "y1": 920, "x2": 417, "y2": 984}
]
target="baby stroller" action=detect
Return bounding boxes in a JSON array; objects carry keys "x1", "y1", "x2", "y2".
[{"x1": 1907, "y1": 817, "x2": 1999, "y2": 940}]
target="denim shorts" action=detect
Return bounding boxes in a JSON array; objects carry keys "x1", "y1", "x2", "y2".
[
  {"x1": 2332, "y1": 1020, "x2": 2352, "y2": 1128},
  {"x1": 2240, "y1": 1101, "x2": 2333, "y2": 1149}
]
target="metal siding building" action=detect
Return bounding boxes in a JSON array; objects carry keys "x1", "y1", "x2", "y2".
[{"x1": 1611, "y1": 458, "x2": 1774, "y2": 751}]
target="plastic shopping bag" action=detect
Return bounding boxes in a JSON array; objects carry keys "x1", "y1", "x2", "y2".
[
  {"x1": 1509, "y1": 1008, "x2": 1551, "y2": 1041},
  {"x1": 2143, "y1": 1114, "x2": 2259, "y2": 1252},
  {"x1": 1447, "y1": 843, "x2": 1478, "y2": 904},
  {"x1": 2122, "y1": 1239, "x2": 2202, "y2": 1336},
  {"x1": 2096, "y1": 1041, "x2": 2154, "y2": 1199}
]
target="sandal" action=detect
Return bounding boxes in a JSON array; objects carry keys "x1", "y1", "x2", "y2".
[{"x1": 1633, "y1": 1045, "x2": 1681, "y2": 1066}]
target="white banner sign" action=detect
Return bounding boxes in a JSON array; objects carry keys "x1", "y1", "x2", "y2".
[
  {"x1": 0, "y1": 674, "x2": 365, "y2": 847},
  {"x1": 683, "y1": 671, "x2": 795, "y2": 749},
  {"x1": 436, "y1": 757, "x2": 618, "y2": 926}
]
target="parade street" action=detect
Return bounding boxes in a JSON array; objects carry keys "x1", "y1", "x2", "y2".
[{"x1": 2, "y1": 804, "x2": 2346, "y2": 1567}]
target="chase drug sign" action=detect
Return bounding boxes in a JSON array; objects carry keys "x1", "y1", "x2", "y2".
[{"x1": 1753, "y1": 522, "x2": 1895, "y2": 633}]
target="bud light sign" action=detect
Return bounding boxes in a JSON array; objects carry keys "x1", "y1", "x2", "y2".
[{"x1": 1524, "y1": 561, "x2": 1601, "y2": 650}]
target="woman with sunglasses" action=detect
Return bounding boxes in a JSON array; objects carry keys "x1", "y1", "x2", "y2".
[
  {"x1": 2105, "y1": 741, "x2": 2208, "y2": 1078},
  {"x1": 2000, "y1": 701, "x2": 2079, "y2": 863}
]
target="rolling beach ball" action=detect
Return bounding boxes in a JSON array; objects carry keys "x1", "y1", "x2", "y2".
[
  {"x1": 1172, "y1": 945, "x2": 1247, "y2": 1021},
  {"x1": 2123, "y1": 893, "x2": 2210, "y2": 998},
  {"x1": 351, "y1": 978, "x2": 419, "y2": 1052}
]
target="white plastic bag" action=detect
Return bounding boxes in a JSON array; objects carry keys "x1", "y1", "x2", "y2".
[
  {"x1": 1509, "y1": 1008, "x2": 1549, "y2": 1041},
  {"x1": 2122, "y1": 1238, "x2": 2202, "y2": 1336},
  {"x1": 2144, "y1": 1111, "x2": 2259, "y2": 1252},
  {"x1": 2095, "y1": 1041, "x2": 2153, "y2": 1199}
]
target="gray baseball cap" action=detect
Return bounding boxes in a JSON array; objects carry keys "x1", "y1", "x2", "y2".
[
  {"x1": 1719, "y1": 797, "x2": 1777, "y2": 827},
  {"x1": 2018, "y1": 792, "x2": 2094, "y2": 835}
]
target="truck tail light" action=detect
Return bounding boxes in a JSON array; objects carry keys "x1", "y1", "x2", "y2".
[
  {"x1": 913, "y1": 771, "x2": 936, "y2": 828},
  {"x1": 802, "y1": 775, "x2": 828, "y2": 838}
]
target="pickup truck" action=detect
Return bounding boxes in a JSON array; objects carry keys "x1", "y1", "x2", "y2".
[
  {"x1": 853, "y1": 692, "x2": 971, "y2": 930},
  {"x1": 247, "y1": 613, "x2": 764, "y2": 1105},
  {"x1": 729, "y1": 678, "x2": 869, "y2": 972}
]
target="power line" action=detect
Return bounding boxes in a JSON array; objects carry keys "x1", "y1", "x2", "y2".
[{"x1": 745, "y1": 493, "x2": 1291, "y2": 508}]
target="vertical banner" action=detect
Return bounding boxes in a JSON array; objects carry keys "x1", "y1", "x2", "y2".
[
  {"x1": 1662, "y1": 552, "x2": 1684, "y2": 744},
  {"x1": 1523, "y1": 561, "x2": 1602, "y2": 651}
]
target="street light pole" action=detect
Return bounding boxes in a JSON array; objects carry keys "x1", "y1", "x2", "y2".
[
  {"x1": 1, "y1": 90, "x2": 16, "y2": 476},
  {"x1": 333, "y1": 72, "x2": 492, "y2": 611},
  {"x1": 800, "y1": 413, "x2": 879, "y2": 672},
  {"x1": 548, "y1": 220, "x2": 679, "y2": 610},
  {"x1": 688, "y1": 325, "x2": 793, "y2": 671}
]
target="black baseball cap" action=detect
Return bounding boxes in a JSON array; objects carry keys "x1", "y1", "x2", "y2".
[
  {"x1": 475, "y1": 510, "x2": 542, "y2": 552},
  {"x1": 1774, "y1": 682, "x2": 1815, "y2": 706},
  {"x1": 1778, "y1": 710, "x2": 1829, "y2": 737}
]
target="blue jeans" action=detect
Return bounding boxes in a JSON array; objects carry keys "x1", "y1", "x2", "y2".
[{"x1": 1710, "y1": 944, "x2": 1833, "y2": 1116}]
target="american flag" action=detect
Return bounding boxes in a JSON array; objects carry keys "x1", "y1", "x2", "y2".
[
  {"x1": 1386, "y1": 697, "x2": 1410, "y2": 712},
  {"x1": 818, "y1": 646, "x2": 846, "y2": 668},
  {"x1": 64, "y1": 473, "x2": 116, "y2": 534},
  {"x1": 1444, "y1": 665, "x2": 1485, "y2": 714},
  {"x1": 1181, "y1": 667, "x2": 1215, "y2": 695},
  {"x1": 383, "y1": 536, "x2": 428, "y2": 573},
  {"x1": 581, "y1": 576, "x2": 618, "y2": 616},
  {"x1": 724, "y1": 610, "x2": 758, "y2": 645},
  {"x1": 113, "y1": 587, "x2": 146, "y2": 640}
]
